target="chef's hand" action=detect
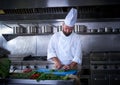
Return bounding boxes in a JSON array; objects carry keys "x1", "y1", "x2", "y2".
[
  {"x1": 54, "y1": 62, "x2": 63, "y2": 69},
  {"x1": 62, "y1": 62, "x2": 77, "y2": 70},
  {"x1": 51, "y1": 57, "x2": 63, "y2": 69},
  {"x1": 69, "y1": 62, "x2": 77, "y2": 69},
  {"x1": 62, "y1": 65, "x2": 70, "y2": 70}
]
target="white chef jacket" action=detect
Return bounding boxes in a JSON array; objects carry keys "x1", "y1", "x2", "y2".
[{"x1": 47, "y1": 31, "x2": 82, "y2": 65}]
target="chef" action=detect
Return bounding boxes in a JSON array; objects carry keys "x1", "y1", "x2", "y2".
[{"x1": 47, "y1": 8, "x2": 82, "y2": 70}]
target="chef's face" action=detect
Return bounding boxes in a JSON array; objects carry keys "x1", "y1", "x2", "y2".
[{"x1": 62, "y1": 24, "x2": 74, "y2": 36}]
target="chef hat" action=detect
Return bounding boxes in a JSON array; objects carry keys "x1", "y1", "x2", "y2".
[{"x1": 64, "y1": 8, "x2": 77, "y2": 27}]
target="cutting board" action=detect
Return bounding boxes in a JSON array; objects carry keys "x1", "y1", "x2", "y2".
[{"x1": 37, "y1": 68, "x2": 77, "y2": 76}]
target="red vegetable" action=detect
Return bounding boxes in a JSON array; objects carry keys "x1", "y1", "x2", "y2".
[{"x1": 30, "y1": 73, "x2": 41, "y2": 79}]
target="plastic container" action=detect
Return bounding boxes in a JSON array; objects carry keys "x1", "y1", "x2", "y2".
[{"x1": 37, "y1": 68, "x2": 77, "y2": 76}]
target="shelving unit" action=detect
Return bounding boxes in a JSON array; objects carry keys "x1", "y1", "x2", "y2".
[
  {"x1": 2, "y1": 33, "x2": 53, "y2": 41},
  {"x1": 76, "y1": 32, "x2": 120, "y2": 35},
  {"x1": 3, "y1": 31, "x2": 120, "y2": 41}
]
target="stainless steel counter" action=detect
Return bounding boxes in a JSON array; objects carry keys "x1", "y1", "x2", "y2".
[{"x1": 7, "y1": 79, "x2": 76, "y2": 85}]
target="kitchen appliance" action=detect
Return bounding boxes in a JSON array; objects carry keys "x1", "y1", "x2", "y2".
[
  {"x1": 7, "y1": 55, "x2": 78, "y2": 85},
  {"x1": 9, "y1": 55, "x2": 53, "y2": 73},
  {"x1": 90, "y1": 51, "x2": 120, "y2": 85}
]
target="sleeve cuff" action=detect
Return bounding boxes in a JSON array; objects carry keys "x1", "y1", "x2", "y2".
[
  {"x1": 47, "y1": 53, "x2": 56, "y2": 60},
  {"x1": 72, "y1": 57, "x2": 82, "y2": 65}
]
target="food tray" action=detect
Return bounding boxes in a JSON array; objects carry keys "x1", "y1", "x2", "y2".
[{"x1": 37, "y1": 68, "x2": 77, "y2": 76}]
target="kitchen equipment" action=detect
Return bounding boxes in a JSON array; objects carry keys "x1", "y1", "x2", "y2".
[
  {"x1": 74, "y1": 25, "x2": 87, "y2": 33},
  {"x1": 8, "y1": 79, "x2": 76, "y2": 85},
  {"x1": 87, "y1": 29, "x2": 92, "y2": 33},
  {"x1": 8, "y1": 57, "x2": 76, "y2": 85},
  {"x1": 13, "y1": 27, "x2": 17, "y2": 34},
  {"x1": 90, "y1": 52, "x2": 120, "y2": 85},
  {"x1": 9, "y1": 55, "x2": 54, "y2": 73},
  {"x1": 23, "y1": 55, "x2": 47, "y2": 61},
  {"x1": 113, "y1": 28, "x2": 120, "y2": 32},
  {"x1": 8, "y1": 55, "x2": 78, "y2": 85},
  {"x1": 98, "y1": 28, "x2": 105, "y2": 32},
  {"x1": 31, "y1": 26, "x2": 38, "y2": 34},
  {"x1": 105, "y1": 27, "x2": 113, "y2": 32},
  {"x1": 91, "y1": 29, "x2": 98, "y2": 33},
  {"x1": 13, "y1": 26, "x2": 27, "y2": 34}
]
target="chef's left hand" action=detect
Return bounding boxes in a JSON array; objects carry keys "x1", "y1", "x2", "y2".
[
  {"x1": 62, "y1": 65, "x2": 70, "y2": 70},
  {"x1": 62, "y1": 62, "x2": 77, "y2": 70}
]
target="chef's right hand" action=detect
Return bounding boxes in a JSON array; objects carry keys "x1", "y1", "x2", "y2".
[
  {"x1": 54, "y1": 62, "x2": 63, "y2": 69},
  {"x1": 51, "y1": 57, "x2": 63, "y2": 69}
]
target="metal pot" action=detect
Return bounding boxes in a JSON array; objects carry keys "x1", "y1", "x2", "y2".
[
  {"x1": 91, "y1": 29, "x2": 97, "y2": 33},
  {"x1": 38, "y1": 26, "x2": 42, "y2": 34},
  {"x1": 98, "y1": 28, "x2": 105, "y2": 32},
  {"x1": 42, "y1": 25, "x2": 53, "y2": 33},
  {"x1": 16, "y1": 27, "x2": 21, "y2": 34},
  {"x1": 105, "y1": 27, "x2": 113, "y2": 32},
  {"x1": 78, "y1": 25, "x2": 87, "y2": 33},
  {"x1": 13, "y1": 27, "x2": 17, "y2": 34},
  {"x1": 28, "y1": 26, "x2": 38, "y2": 34},
  {"x1": 113, "y1": 28, "x2": 120, "y2": 32},
  {"x1": 41, "y1": 26, "x2": 45, "y2": 33},
  {"x1": 32, "y1": 26, "x2": 38, "y2": 33}
]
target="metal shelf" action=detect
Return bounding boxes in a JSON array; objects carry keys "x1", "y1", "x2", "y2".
[
  {"x1": 77, "y1": 32, "x2": 120, "y2": 35},
  {"x1": 2, "y1": 32, "x2": 120, "y2": 41},
  {"x1": 2, "y1": 33, "x2": 53, "y2": 41}
]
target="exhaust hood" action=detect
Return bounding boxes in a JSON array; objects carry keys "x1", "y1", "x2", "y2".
[
  {"x1": 0, "y1": 0, "x2": 120, "y2": 21},
  {"x1": 0, "y1": 0, "x2": 120, "y2": 9}
]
